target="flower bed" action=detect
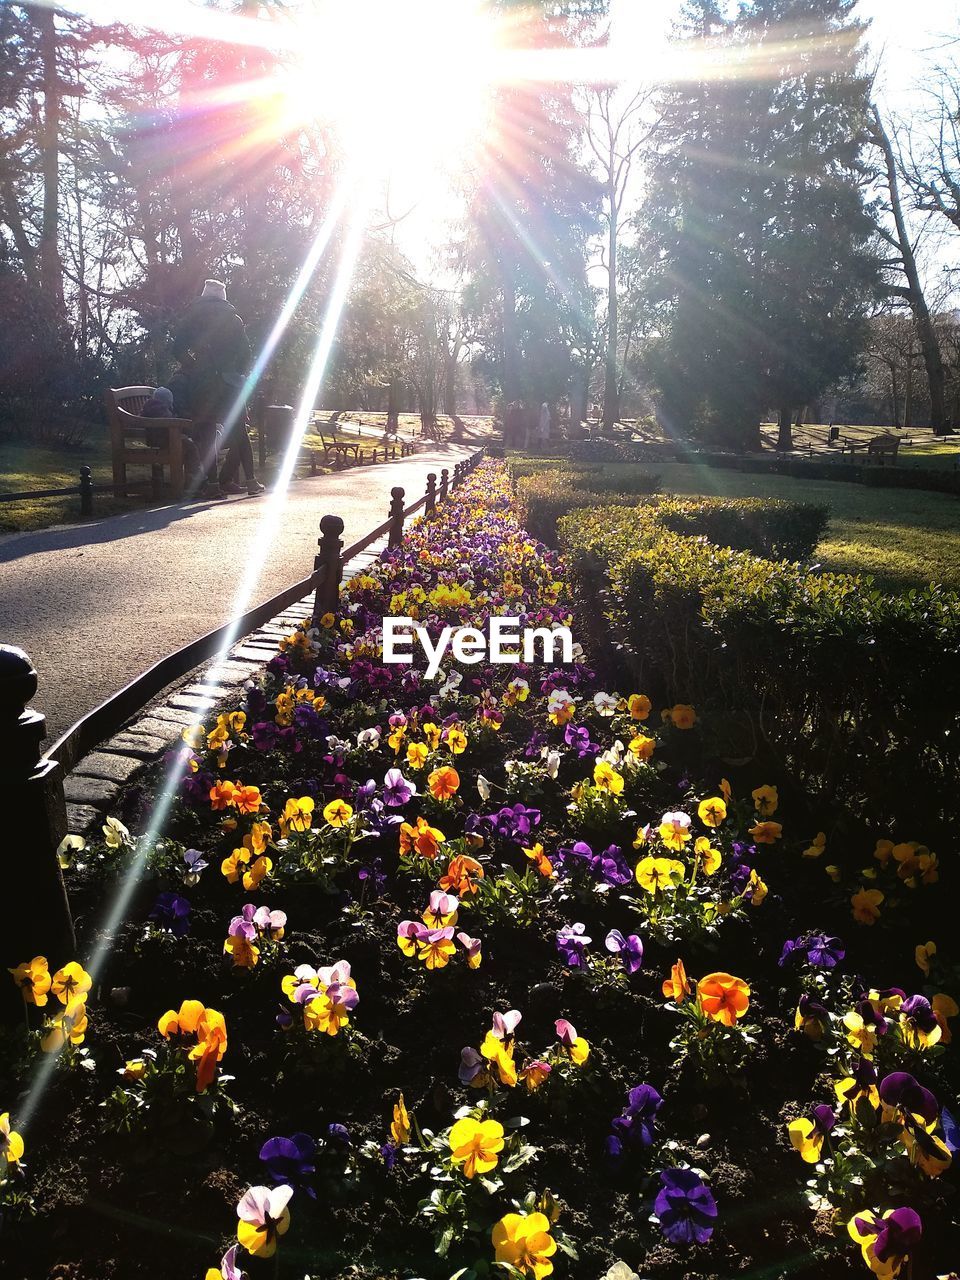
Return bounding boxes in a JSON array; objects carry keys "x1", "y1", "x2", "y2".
[{"x1": 1, "y1": 460, "x2": 957, "y2": 1280}]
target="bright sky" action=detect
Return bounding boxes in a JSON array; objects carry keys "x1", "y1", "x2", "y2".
[{"x1": 397, "y1": 0, "x2": 960, "y2": 291}]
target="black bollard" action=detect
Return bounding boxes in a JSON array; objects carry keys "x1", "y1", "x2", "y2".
[
  {"x1": 388, "y1": 486, "x2": 405, "y2": 549},
  {"x1": 312, "y1": 514, "x2": 344, "y2": 622},
  {"x1": 0, "y1": 646, "x2": 75, "y2": 1024}
]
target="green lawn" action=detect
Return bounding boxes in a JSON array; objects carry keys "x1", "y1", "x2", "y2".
[
  {"x1": 0, "y1": 420, "x2": 338, "y2": 533},
  {"x1": 601, "y1": 460, "x2": 960, "y2": 591}
]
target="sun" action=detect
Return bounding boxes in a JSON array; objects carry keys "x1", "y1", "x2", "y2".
[{"x1": 282, "y1": 0, "x2": 498, "y2": 188}]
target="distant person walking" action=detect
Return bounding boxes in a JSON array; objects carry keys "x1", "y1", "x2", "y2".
[
  {"x1": 538, "y1": 401, "x2": 551, "y2": 447},
  {"x1": 173, "y1": 279, "x2": 264, "y2": 496}
]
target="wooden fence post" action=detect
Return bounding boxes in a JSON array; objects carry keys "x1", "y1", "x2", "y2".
[
  {"x1": 79, "y1": 466, "x2": 94, "y2": 517},
  {"x1": 439, "y1": 468, "x2": 449, "y2": 502},
  {"x1": 388, "y1": 486, "x2": 405, "y2": 548},
  {"x1": 312, "y1": 514, "x2": 344, "y2": 622},
  {"x1": 0, "y1": 646, "x2": 75, "y2": 1024},
  {"x1": 424, "y1": 472, "x2": 437, "y2": 516}
]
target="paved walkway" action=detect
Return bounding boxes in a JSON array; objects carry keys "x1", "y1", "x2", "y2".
[{"x1": 0, "y1": 443, "x2": 477, "y2": 745}]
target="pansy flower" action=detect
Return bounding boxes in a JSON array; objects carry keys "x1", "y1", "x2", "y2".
[
  {"x1": 492, "y1": 1211, "x2": 556, "y2": 1279},
  {"x1": 40, "y1": 996, "x2": 89, "y2": 1054},
  {"x1": 697, "y1": 796, "x2": 727, "y2": 827},
  {"x1": 417, "y1": 926, "x2": 457, "y2": 970},
  {"x1": 149, "y1": 892, "x2": 191, "y2": 937},
  {"x1": 847, "y1": 1207, "x2": 921, "y2": 1279},
  {"x1": 851, "y1": 887, "x2": 884, "y2": 924},
  {"x1": 423, "y1": 890, "x2": 459, "y2": 928},
  {"x1": 390, "y1": 1094, "x2": 411, "y2": 1145},
  {"x1": 0, "y1": 1112, "x2": 24, "y2": 1165},
  {"x1": 520, "y1": 1060, "x2": 551, "y2": 1091},
  {"x1": 457, "y1": 932, "x2": 482, "y2": 969},
  {"x1": 50, "y1": 961, "x2": 92, "y2": 1004},
  {"x1": 382, "y1": 769, "x2": 416, "y2": 807},
  {"x1": 322, "y1": 798, "x2": 353, "y2": 828},
  {"x1": 657, "y1": 811, "x2": 692, "y2": 851},
  {"x1": 556, "y1": 923, "x2": 591, "y2": 968},
  {"x1": 260, "y1": 1132, "x2": 317, "y2": 1196},
  {"x1": 428, "y1": 765, "x2": 460, "y2": 800},
  {"x1": 449, "y1": 1117, "x2": 504, "y2": 1179},
  {"x1": 282, "y1": 796, "x2": 314, "y2": 832},
  {"x1": 555, "y1": 1017, "x2": 590, "y2": 1064},
  {"x1": 303, "y1": 983, "x2": 358, "y2": 1035},
  {"x1": 440, "y1": 854, "x2": 484, "y2": 896},
  {"x1": 697, "y1": 973, "x2": 750, "y2": 1026},
  {"x1": 236, "y1": 1185, "x2": 292, "y2": 1258},
  {"x1": 204, "y1": 1245, "x2": 243, "y2": 1280},
  {"x1": 9, "y1": 955, "x2": 51, "y2": 1007},
  {"x1": 654, "y1": 1168, "x2": 717, "y2": 1244},
  {"x1": 399, "y1": 816, "x2": 446, "y2": 859},
  {"x1": 663, "y1": 959, "x2": 691, "y2": 1003},
  {"x1": 397, "y1": 920, "x2": 429, "y2": 956},
  {"x1": 795, "y1": 993, "x2": 829, "y2": 1040},
  {"x1": 636, "y1": 855, "x2": 684, "y2": 893},
  {"x1": 787, "y1": 1104, "x2": 836, "y2": 1163},
  {"x1": 748, "y1": 820, "x2": 782, "y2": 844},
  {"x1": 668, "y1": 704, "x2": 697, "y2": 730},
  {"x1": 609, "y1": 1083, "x2": 662, "y2": 1156},
  {"x1": 605, "y1": 930, "x2": 643, "y2": 974},
  {"x1": 899, "y1": 994, "x2": 942, "y2": 1049}
]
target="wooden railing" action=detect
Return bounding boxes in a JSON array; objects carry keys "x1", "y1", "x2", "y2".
[{"x1": 0, "y1": 447, "x2": 484, "y2": 982}]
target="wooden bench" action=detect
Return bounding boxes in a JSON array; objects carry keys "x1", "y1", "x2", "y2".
[
  {"x1": 105, "y1": 385, "x2": 190, "y2": 500},
  {"x1": 318, "y1": 433, "x2": 361, "y2": 464},
  {"x1": 866, "y1": 434, "x2": 901, "y2": 466}
]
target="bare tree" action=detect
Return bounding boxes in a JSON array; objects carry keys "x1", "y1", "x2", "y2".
[
  {"x1": 585, "y1": 84, "x2": 658, "y2": 432},
  {"x1": 900, "y1": 62, "x2": 960, "y2": 234},
  {"x1": 870, "y1": 105, "x2": 947, "y2": 432}
]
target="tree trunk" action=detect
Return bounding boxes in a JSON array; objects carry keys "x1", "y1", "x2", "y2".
[
  {"x1": 873, "y1": 108, "x2": 946, "y2": 433},
  {"x1": 903, "y1": 363, "x2": 913, "y2": 428},
  {"x1": 501, "y1": 274, "x2": 520, "y2": 404},
  {"x1": 37, "y1": 4, "x2": 63, "y2": 308},
  {"x1": 602, "y1": 172, "x2": 619, "y2": 434},
  {"x1": 776, "y1": 403, "x2": 793, "y2": 451}
]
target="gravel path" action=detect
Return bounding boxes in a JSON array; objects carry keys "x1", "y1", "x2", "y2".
[{"x1": 0, "y1": 444, "x2": 477, "y2": 745}]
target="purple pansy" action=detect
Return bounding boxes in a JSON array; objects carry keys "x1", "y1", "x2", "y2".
[
  {"x1": 853, "y1": 1207, "x2": 922, "y2": 1266},
  {"x1": 605, "y1": 929, "x2": 644, "y2": 974},
  {"x1": 654, "y1": 1168, "x2": 718, "y2": 1244},
  {"x1": 779, "y1": 933, "x2": 845, "y2": 969},
  {"x1": 149, "y1": 891, "x2": 191, "y2": 936},
  {"x1": 259, "y1": 1132, "x2": 317, "y2": 1196},
  {"x1": 556, "y1": 922, "x2": 592, "y2": 967},
  {"x1": 879, "y1": 1071, "x2": 939, "y2": 1125},
  {"x1": 608, "y1": 1083, "x2": 662, "y2": 1160},
  {"x1": 383, "y1": 768, "x2": 416, "y2": 807}
]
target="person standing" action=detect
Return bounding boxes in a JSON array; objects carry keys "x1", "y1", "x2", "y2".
[
  {"x1": 172, "y1": 279, "x2": 264, "y2": 496},
  {"x1": 538, "y1": 401, "x2": 551, "y2": 448}
]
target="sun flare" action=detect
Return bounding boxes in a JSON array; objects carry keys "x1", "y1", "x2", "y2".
[{"x1": 283, "y1": 0, "x2": 498, "y2": 187}]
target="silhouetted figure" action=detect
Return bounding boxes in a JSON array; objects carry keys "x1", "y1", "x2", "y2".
[{"x1": 173, "y1": 279, "x2": 263, "y2": 496}]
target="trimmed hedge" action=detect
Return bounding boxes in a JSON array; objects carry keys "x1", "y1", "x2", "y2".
[
  {"x1": 558, "y1": 500, "x2": 960, "y2": 832},
  {"x1": 514, "y1": 467, "x2": 661, "y2": 543},
  {"x1": 516, "y1": 467, "x2": 826, "y2": 560}
]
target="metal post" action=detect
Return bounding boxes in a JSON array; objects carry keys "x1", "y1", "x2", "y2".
[
  {"x1": 312, "y1": 514, "x2": 344, "y2": 622},
  {"x1": 388, "y1": 486, "x2": 405, "y2": 549},
  {"x1": 79, "y1": 465, "x2": 94, "y2": 517},
  {"x1": 439, "y1": 468, "x2": 449, "y2": 503},
  {"x1": 424, "y1": 472, "x2": 437, "y2": 516},
  {"x1": 0, "y1": 646, "x2": 75, "y2": 1024}
]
